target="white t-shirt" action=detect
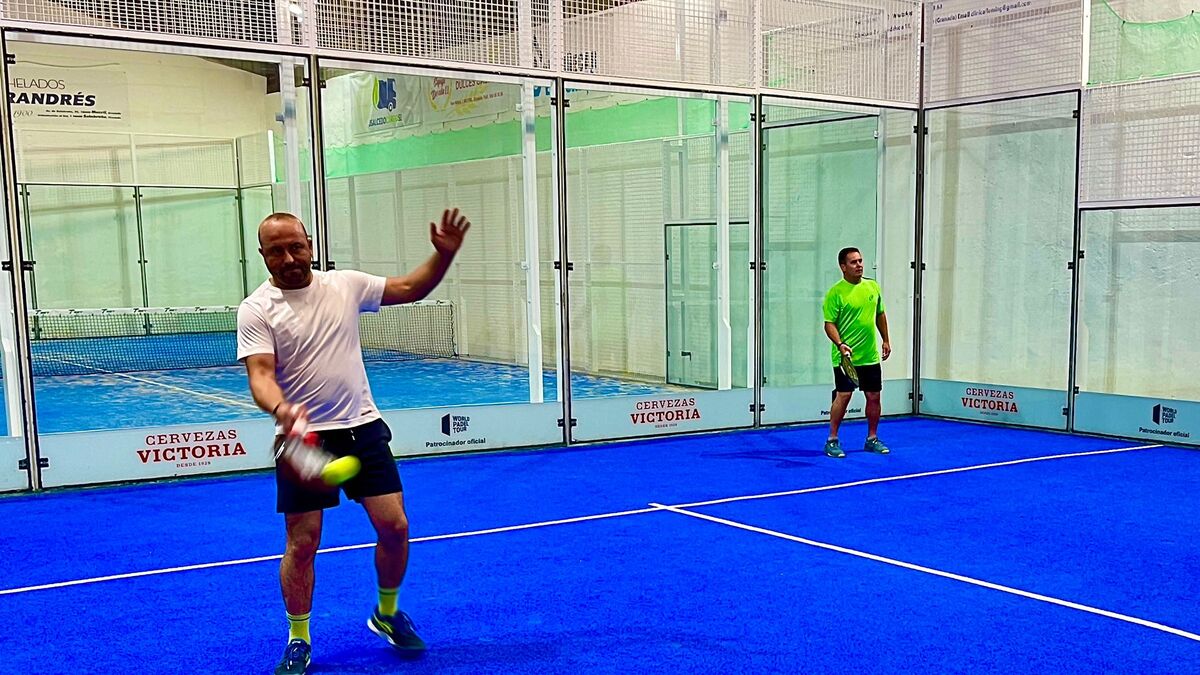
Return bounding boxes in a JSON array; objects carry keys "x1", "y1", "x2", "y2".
[{"x1": 237, "y1": 269, "x2": 386, "y2": 431}]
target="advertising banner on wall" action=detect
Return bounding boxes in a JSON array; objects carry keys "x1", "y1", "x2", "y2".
[
  {"x1": 919, "y1": 379, "x2": 1068, "y2": 430},
  {"x1": 381, "y1": 401, "x2": 562, "y2": 456},
  {"x1": 350, "y1": 71, "x2": 425, "y2": 136},
  {"x1": 39, "y1": 419, "x2": 276, "y2": 489},
  {"x1": 36, "y1": 402, "x2": 563, "y2": 488},
  {"x1": 350, "y1": 73, "x2": 514, "y2": 139},
  {"x1": 1075, "y1": 393, "x2": 1198, "y2": 447},
  {"x1": 571, "y1": 390, "x2": 754, "y2": 442},
  {"x1": 926, "y1": 0, "x2": 1050, "y2": 27},
  {"x1": 760, "y1": 379, "x2": 913, "y2": 426},
  {"x1": 7, "y1": 64, "x2": 129, "y2": 129}
]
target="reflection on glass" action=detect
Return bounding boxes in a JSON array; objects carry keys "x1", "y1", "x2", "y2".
[
  {"x1": 8, "y1": 41, "x2": 311, "y2": 446},
  {"x1": 762, "y1": 109, "x2": 880, "y2": 387},
  {"x1": 141, "y1": 188, "x2": 242, "y2": 307},
  {"x1": 1078, "y1": 208, "x2": 1200, "y2": 401},
  {"x1": 922, "y1": 94, "x2": 1076, "y2": 389},
  {"x1": 320, "y1": 69, "x2": 556, "y2": 411},
  {"x1": 565, "y1": 91, "x2": 753, "y2": 404}
]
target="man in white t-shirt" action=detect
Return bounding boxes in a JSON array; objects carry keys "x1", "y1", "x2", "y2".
[{"x1": 238, "y1": 209, "x2": 469, "y2": 675}]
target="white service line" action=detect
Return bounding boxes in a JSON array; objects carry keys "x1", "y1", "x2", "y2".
[
  {"x1": 650, "y1": 502, "x2": 1200, "y2": 643},
  {"x1": 0, "y1": 507, "x2": 660, "y2": 596},
  {"x1": 674, "y1": 443, "x2": 1161, "y2": 509}
]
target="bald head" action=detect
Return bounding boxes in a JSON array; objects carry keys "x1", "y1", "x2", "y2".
[
  {"x1": 258, "y1": 212, "x2": 308, "y2": 247},
  {"x1": 257, "y1": 212, "x2": 314, "y2": 289}
]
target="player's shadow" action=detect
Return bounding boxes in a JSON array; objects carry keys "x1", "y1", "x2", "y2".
[
  {"x1": 310, "y1": 641, "x2": 562, "y2": 672},
  {"x1": 703, "y1": 447, "x2": 824, "y2": 468}
]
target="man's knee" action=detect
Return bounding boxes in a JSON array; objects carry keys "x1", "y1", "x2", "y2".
[
  {"x1": 286, "y1": 530, "x2": 320, "y2": 562},
  {"x1": 378, "y1": 513, "x2": 409, "y2": 545},
  {"x1": 362, "y1": 493, "x2": 410, "y2": 545},
  {"x1": 285, "y1": 516, "x2": 322, "y2": 562},
  {"x1": 864, "y1": 391, "x2": 882, "y2": 403},
  {"x1": 833, "y1": 391, "x2": 853, "y2": 404}
]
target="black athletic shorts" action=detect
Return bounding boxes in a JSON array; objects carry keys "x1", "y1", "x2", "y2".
[
  {"x1": 833, "y1": 363, "x2": 883, "y2": 394},
  {"x1": 275, "y1": 418, "x2": 402, "y2": 514}
]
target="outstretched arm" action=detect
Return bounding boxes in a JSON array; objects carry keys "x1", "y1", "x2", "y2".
[{"x1": 382, "y1": 208, "x2": 472, "y2": 306}]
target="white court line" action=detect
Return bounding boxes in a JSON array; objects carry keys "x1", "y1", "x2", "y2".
[
  {"x1": 98, "y1": 370, "x2": 257, "y2": 409},
  {"x1": 0, "y1": 443, "x2": 1165, "y2": 596},
  {"x1": 650, "y1": 502, "x2": 1200, "y2": 642},
  {"x1": 0, "y1": 507, "x2": 659, "y2": 596},
  {"x1": 45, "y1": 355, "x2": 256, "y2": 409},
  {"x1": 675, "y1": 443, "x2": 1161, "y2": 509}
]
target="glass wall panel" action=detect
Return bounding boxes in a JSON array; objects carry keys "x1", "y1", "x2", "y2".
[
  {"x1": 141, "y1": 188, "x2": 242, "y2": 307},
  {"x1": 760, "y1": 100, "x2": 916, "y2": 427},
  {"x1": 0, "y1": 137, "x2": 28, "y2": 491},
  {"x1": 23, "y1": 186, "x2": 140, "y2": 309},
  {"x1": 318, "y1": 64, "x2": 562, "y2": 454},
  {"x1": 565, "y1": 88, "x2": 755, "y2": 441},
  {"x1": 1074, "y1": 207, "x2": 1200, "y2": 445},
  {"x1": 920, "y1": 93, "x2": 1078, "y2": 429},
  {"x1": 6, "y1": 36, "x2": 312, "y2": 486}
]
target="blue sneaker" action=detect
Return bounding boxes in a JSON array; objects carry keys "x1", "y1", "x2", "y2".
[
  {"x1": 864, "y1": 437, "x2": 890, "y2": 454},
  {"x1": 368, "y1": 608, "x2": 426, "y2": 653},
  {"x1": 274, "y1": 639, "x2": 311, "y2": 675},
  {"x1": 823, "y1": 438, "x2": 845, "y2": 458}
]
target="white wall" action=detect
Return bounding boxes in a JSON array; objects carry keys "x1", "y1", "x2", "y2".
[{"x1": 10, "y1": 41, "x2": 275, "y2": 186}]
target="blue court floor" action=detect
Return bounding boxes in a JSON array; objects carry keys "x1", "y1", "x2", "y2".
[{"x1": 1, "y1": 417, "x2": 1196, "y2": 673}]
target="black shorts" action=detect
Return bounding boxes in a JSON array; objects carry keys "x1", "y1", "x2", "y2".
[
  {"x1": 833, "y1": 363, "x2": 883, "y2": 394},
  {"x1": 275, "y1": 418, "x2": 403, "y2": 514}
]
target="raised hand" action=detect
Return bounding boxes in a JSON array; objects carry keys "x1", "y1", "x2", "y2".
[{"x1": 430, "y1": 208, "x2": 471, "y2": 255}]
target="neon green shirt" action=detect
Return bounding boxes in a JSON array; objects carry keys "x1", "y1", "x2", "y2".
[{"x1": 822, "y1": 278, "x2": 885, "y2": 367}]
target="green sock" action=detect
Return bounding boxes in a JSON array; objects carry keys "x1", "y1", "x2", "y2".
[
  {"x1": 378, "y1": 586, "x2": 399, "y2": 617},
  {"x1": 287, "y1": 611, "x2": 311, "y2": 644}
]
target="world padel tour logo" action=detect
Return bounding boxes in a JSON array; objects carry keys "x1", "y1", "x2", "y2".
[
  {"x1": 960, "y1": 387, "x2": 1018, "y2": 415},
  {"x1": 374, "y1": 78, "x2": 397, "y2": 111},
  {"x1": 137, "y1": 429, "x2": 246, "y2": 469},
  {"x1": 1153, "y1": 404, "x2": 1177, "y2": 425},
  {"x1": 441, "y1": 413, "x2": 469, "y2": 436},
  {"x1": 1140, "y1": 404, "x2": 1190, "y2": 439},
  {"x1": 630, "y1": 397, "x2": 701, "y2": 429},
  {"x1": 427, "y1": 413, "x2": 486, "y2": 449}
]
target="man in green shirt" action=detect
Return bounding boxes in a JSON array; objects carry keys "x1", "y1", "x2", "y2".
[{"x1": 822, "y1": 247, "x2": 891, "y2": 458}]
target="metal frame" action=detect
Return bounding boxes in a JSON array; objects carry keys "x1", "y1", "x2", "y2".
[
  {"x1": 923, "y1": 85, "x2": 1086, "y2": 111},
  {"x1": 763, "y1": 113, "x2": 878, "y2": 131},
  {"x1": 911, "y1": 0, "x2": 926, "y2": 416},
  {"x1": 918, "y1": 86, "x2": 1083, "y2": 429},
  {"x1": 761, "y1": 90, "x2": 917, "y2": 113},
  {"x1": 662, "y1": 218, "x2": 752, "y2": 391},
  {"x1": 4, "y1": 28, "x2": 309, "y2": 62},
  {"x1": 553, "y1": 77, "x2": 574, "y2": 445},
  {"x1": 305, "y1": 54, "x2": 328, "y2": 269},
  {"x1": 760, "y1": 87, "x2": 918, "y2": 111},
  {"x1": 751, "y1": 94, "x2": 764, "y2": 426},
  {"x1": 0, "y1": 30, "x2": 43, "y2": 490},
  {"x1": 1085, "y1": 70, "x2": 1200, "y2": 92},
  {"x1": 0, "y1": 20, "x2": 933, "y2": 109},
  {"x1": 1080, "y1": 198, "x2": 1200, "y2": 211},
  {"x1": 1066, "y1": 88, "x2": 1084, "y2": 432}
]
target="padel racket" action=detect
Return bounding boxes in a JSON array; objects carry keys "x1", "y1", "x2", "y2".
[
  {"x1": 839, "y1": 351, "x2": 859, "y2": 386},
  {"x1": 275, "y1": 414, "x2": 360, "y2": 490}
]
